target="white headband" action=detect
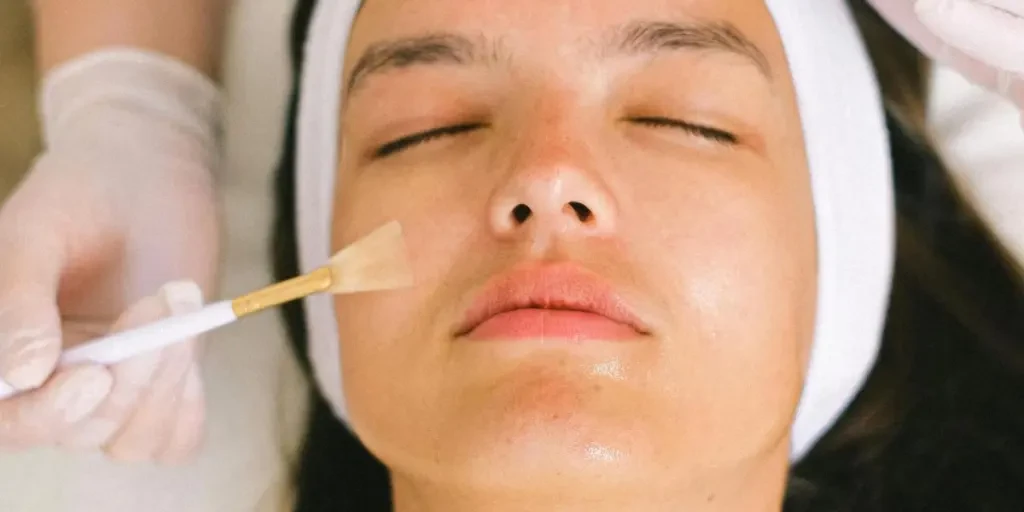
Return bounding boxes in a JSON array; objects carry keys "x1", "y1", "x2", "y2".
[{"x1": 295, "y1": 0, "x2": 894, "y2": 461}]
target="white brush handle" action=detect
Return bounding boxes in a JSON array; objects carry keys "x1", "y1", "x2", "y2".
[{"x1": 0, "y1": 300, "x2": 237, "y2": 400}]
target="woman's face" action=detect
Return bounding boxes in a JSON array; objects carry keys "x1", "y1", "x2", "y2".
[{"x1": 333, "y1": 0, "x2": 816, "y2": 496}]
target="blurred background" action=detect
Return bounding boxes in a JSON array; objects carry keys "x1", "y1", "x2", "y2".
[
  {"x1": 0, "y1": 1, "x2": 40, "y2": 198},
  {"x1": 0, "y1": 1, "x2": 1020, "y2": 510}
]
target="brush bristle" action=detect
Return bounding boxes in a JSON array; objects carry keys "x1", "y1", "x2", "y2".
[{"x1": 326, "y1": 220, "x2": 414, "y2": 294}]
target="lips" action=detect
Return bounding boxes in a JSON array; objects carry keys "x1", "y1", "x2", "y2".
[{"x1": 454, "y1": 263, "x2": 650, "y2": 341}]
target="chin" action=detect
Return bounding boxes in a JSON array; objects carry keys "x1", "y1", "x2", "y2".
[
  {"x1": 423, "y1": 376, "x2": 663, "y2": 493},
  {"x1": 433, "y1": 419, "x2": 659, "y2": 495}
]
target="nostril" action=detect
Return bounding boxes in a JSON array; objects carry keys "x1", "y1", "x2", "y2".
[
  {"x1": 567, "y1": 201, "x2": 593, "y2": 223},
  {"x1": 512, "y1": 204, "x2": 532, "y2": 224}
]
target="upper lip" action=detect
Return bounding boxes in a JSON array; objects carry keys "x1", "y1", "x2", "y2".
[{"x1": 453, "y1": 262, "x2": 651, "y2": 337}]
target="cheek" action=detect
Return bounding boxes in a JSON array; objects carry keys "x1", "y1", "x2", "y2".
[
  {"x1": 627, "y1": 156, "x2": 816, "y2": 456},
  {"x1": 329, "y1": 164, "x2": 484, "y2": 448}
]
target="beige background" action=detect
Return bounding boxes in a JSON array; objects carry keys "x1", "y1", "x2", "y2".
[
  {"x1": 0, "y1": 1, "x2": 1020, "y2": 511},
  {"x1": 0, "y1": 0, "x2": 40, "y2": 199}
]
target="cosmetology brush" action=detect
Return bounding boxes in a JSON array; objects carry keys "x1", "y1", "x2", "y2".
[{"x1": 0, "y1": 221, "x2": 412, "y2": 400}]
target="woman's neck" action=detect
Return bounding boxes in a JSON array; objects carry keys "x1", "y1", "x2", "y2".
[{"x1": 391, "y1": 447, "x2": 790, "y2": 512}]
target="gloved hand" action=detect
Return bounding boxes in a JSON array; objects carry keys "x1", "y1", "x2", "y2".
[
  {"x1": 869, "y1": 0, "x2": 1024, "y2": 126},
  {"x1": 0, "y1": 281, "x2": 207, "y2": 462},
  {"x1": 0, "y1": 49, "x2": 221, "y2": 463}
]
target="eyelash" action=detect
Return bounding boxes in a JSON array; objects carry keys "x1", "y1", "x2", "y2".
[
  {"x1": 374, "y1": 123, "x2": 486, "y2": 158},
  {"x1": 629, "y1": 117, "x2": 739, "y2": 145},
  {"x1": 371, "y1": 117, "x2": 738, "y2": 158}
]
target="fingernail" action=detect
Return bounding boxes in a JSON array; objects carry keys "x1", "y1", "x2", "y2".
[
  {"x1": 52, "y1": 367, "x2": 113, "y2": 424},
  {"x1": 0, "y1": 331, "x2": 60, "y2": 390},
  {"x1": 160, "y1": 281, "x2": 204, "y2": 316}
]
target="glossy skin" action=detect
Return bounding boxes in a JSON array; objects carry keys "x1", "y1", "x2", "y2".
[{"x1": 332, "y1": 0, "x2": 816, "y2": 510}]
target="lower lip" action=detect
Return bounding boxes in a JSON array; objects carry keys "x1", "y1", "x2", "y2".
[{"x1": 466, "y1": 309, "x2": 639, "y2": 341}]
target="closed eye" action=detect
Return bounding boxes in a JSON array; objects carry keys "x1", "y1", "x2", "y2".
[
  {"x1": 373, "y1": 123, "x2": 486, "y2": 158},
  {"x1": 630, "y1": 117, "x2": 738, "y2": 145},
  {"x1": 372, "y1": 117, "x2": 735, "y2": 158}
]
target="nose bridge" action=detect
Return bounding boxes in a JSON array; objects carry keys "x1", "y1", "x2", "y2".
[
  {"x1": 488, "y1": 96, "x2": 617, "y2": 240},
  {"x1": 514, "y1": 91, "x2": 595, "y2": 173}
]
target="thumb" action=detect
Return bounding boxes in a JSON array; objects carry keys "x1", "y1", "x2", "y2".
[
  {"x1": 0, "y1": 287, "x2": 63, "y2": 392},
  {"x1": 0, "y1": 203, "x2": 66, "y2": 391}
]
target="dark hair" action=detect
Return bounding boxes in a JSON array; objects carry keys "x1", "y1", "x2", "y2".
[{"x1": 272, "y1": 2, "x2": 1024, "y2": 510}]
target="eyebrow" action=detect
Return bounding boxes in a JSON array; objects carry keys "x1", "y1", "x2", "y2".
[
  {"x1": 346, "y1": 34, "x2": 480, "y2": 96},
  {"x1": 345, "y1": 20, "x2": 772, "y2": 96},
  {"x1": 610, "y1": 21, "x2": 771, "y2": 78}
]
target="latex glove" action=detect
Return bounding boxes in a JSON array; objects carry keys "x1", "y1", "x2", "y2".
[
  {"x1": 0, "y1": 281, "x2": 207, "y2": 463},
  {"x1": 869, "y1": 0, "x2": 1024, "y2": 125},
  {"x1": 0, "y1": 49, "x2": 220, "y2": 462}
]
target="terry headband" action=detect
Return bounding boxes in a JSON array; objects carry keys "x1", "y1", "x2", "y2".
[{"x1": 295, "y1": 0, "x2": 894, "y2": 460}]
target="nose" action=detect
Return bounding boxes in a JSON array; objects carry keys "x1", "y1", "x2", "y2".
[{"x1": 489, "y1": 154, "x2": 618, "y2": 241}]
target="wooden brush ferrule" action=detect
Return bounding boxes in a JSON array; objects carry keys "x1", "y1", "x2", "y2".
[{"x1": 231, "y1": 267, "x2": 333, "y2": 317}]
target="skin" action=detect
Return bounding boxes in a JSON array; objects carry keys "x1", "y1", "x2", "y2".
[
  {"x1": 332, "y1": 0, "x2": 816, "y2": 510},
  {"x1": 33, "y1": 0, "x2": 228, "y2": 78}
]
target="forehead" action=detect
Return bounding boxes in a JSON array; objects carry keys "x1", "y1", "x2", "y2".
[{"x1": 344, "y1": 0, "x2": 789, "y2": 80}]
